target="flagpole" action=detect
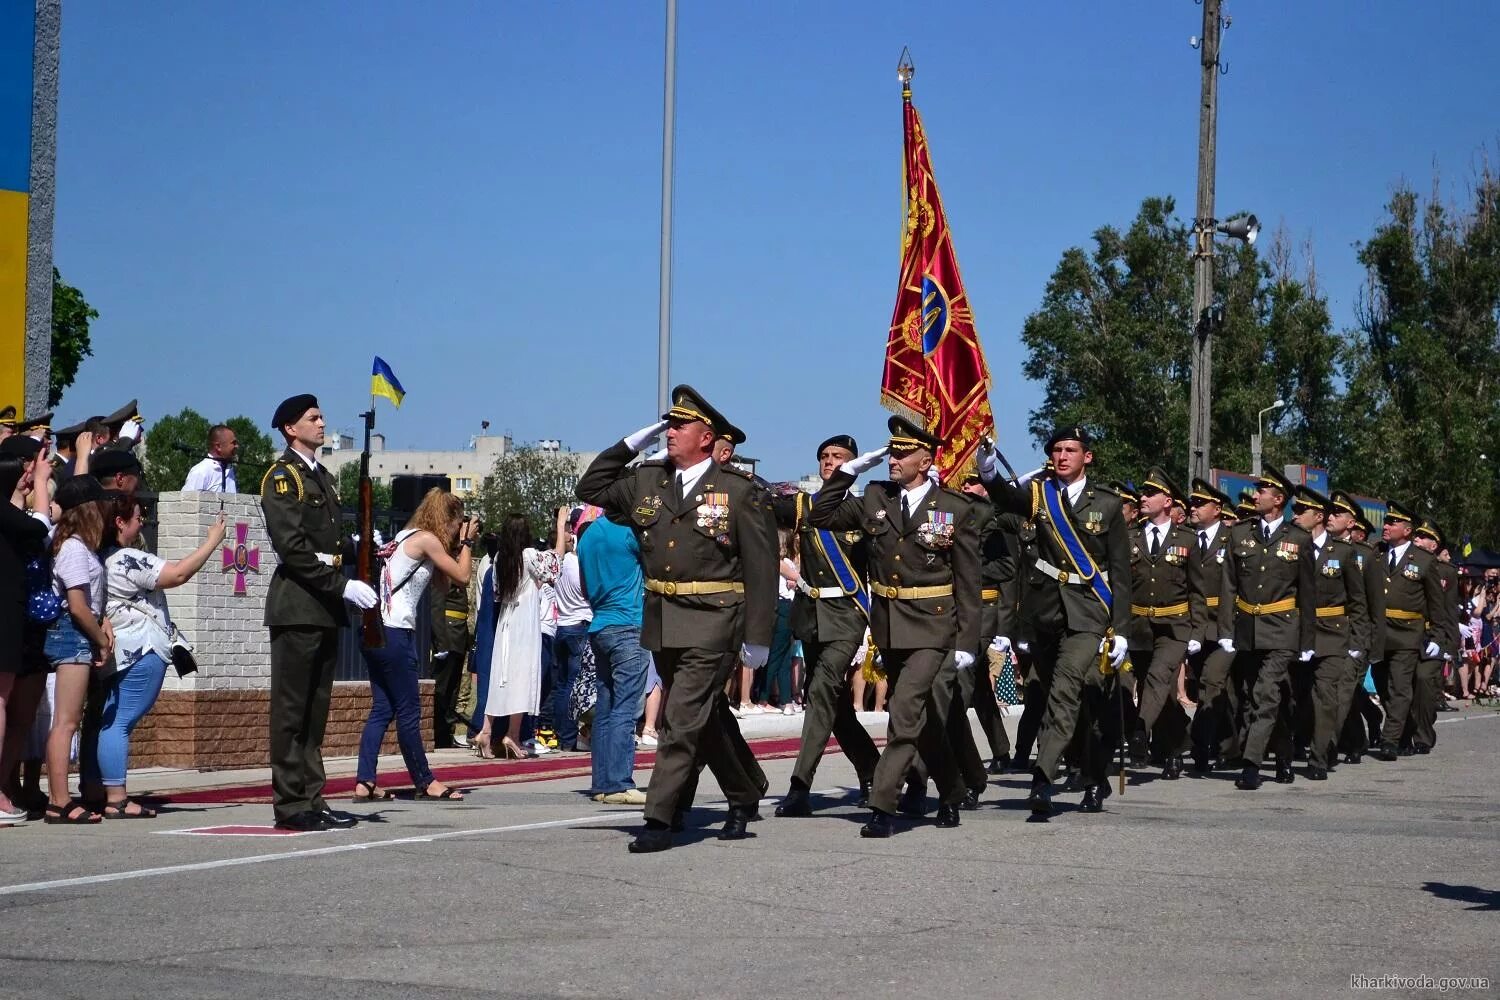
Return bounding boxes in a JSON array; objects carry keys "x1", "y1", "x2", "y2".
[{"x1": 656, "y1": 0, "x2": 678, "y2": 424}]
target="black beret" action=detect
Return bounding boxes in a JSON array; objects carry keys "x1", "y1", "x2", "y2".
[
  {"x1": 56, "y1": 474, "x2": 105, "y2": 511},
  {"x1": 816, "y1": 434, "x2": 859, "y2": 458},
  {"x1": 92, "y1": 449, "x2": 142, "y2": 479},
  {"x1": 273, "y1": 394, "x2": 320, "y2": 432},
  {"x1": 1044, "y1": 425, "x2": 1092, "y2": 452}
]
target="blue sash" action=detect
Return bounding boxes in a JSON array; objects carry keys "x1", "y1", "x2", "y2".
[
  {"x1": 799, "y1": 493, "x2": 870, "y2": 617},
  {"x1": 1037, "y1": 477, "x2": 1113, "y2": 612}
]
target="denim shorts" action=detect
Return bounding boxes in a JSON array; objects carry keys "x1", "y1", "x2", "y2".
[{"x1": 44, "y1": 614, "x2": 94, "y2": 668}]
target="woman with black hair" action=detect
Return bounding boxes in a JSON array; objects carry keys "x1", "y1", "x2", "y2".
[{"x1": 0, "y1": 448, "x2": 50, "y2": 825}]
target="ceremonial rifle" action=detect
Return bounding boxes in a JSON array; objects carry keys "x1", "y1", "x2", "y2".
[{"x1": 357, "y1": 407, "x2": 384, "y2": 650}]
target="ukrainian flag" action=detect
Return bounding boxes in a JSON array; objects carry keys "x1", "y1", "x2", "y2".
[{"x1": 371, "y1": 356, "x2": 405, "y2": 407}]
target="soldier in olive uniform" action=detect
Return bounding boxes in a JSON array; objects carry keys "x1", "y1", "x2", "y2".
[
  {"x1": 1368, "y1": 501, "x2": 1447, "y2": 762},
  {"x1": 1220, "y1": 468, "x2": 1316, "y2": 790},
  {"x1": 430, "y1": 578, "x2": 472, "y2": 748},
  {"x1": 980, "y1": 426, "x2": 1133, "y2": 816},
  {"x1": 1125, "y1": 467, "x2": 1205, "y2": 779},
  {"x1": 1186, "y1": 478, "x2": 1239, "y2": 775},
  {"x1": 769, "y1": 434, "x2": 881, "y2": 818},
  {"x1": 1288, "y1": 486, "x2": 1371, "y2": 780},
  {"x1": 809, "y1": 416, "x2": 981, "y2": 837},
  {"x1": 1408, "y1": 520, "x2": 1459, "y2": 754},
  {"x1": 576, "y1": 385, "x2": 777, "y2": 853},
  {"x1": 261, "y1": 394, "x2": 379, "y2": 831},
  {"x1": 1327, "y1": 490, "x2": 1384, "y2": 764},
  {"x1": 964, "y1": 476, "x2": 1015, "y2": 772}
]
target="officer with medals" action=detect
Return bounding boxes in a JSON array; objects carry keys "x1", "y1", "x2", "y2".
[
  {"x1": 1185, "y1": 478, "x2": 1238, "y2": 775},
  {"x1": 809, "y1": 416, "x2": 980, "y2": 837},
  {"x1": 1327, "y1": 490, "x2": 1385, "y2": 764},
  {"x1": 261, "y1": 394, "x2": 379, "y2": 830},
  {"x1": 1409, "y1": 520, "x2": 1459, "y2": 754},
  {"x1": 1288, "y1": 485, "x2": 1370, "y2": 780},
  {"x1": 768, "y1": 434, "x2": 881, "y2": 818},
  {"x1": 1125, "y1": 467, "x2": 1205, "y2": 780},
  {"x1": 978, "y1": 426, "x2": 1132, "y2": 816},
  {"x1": 1368, "y1": 501, "x2": 1447, "y2": 762},
  {"x1": 1219, "y1": 467, "x2": 1315, "y2": 790},
  {"x1": 576, "y1": 385, "x2": 776, "y2": 853}
]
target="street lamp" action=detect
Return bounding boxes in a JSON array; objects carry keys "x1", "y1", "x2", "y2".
[{"x1": 1251, "y1": 399, "x2": 1285, "y2": 477}]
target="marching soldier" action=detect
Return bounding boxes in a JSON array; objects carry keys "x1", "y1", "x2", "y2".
[
  {"x1": 1125, "y1": 467, "x2": 1205, "y2": 780},
  {"x1": 964, "y1": 475, "x2": 1016, "y2": 773},
  {"x1": 979, "y1": 427, "x2": 1132, "y2": 816},
  {"x1": 1186, "y1": 478, "x2": 1238, "y2": 775},
  {"x1": 261, "y1": 394, "x2": 379, "y2": 831},
  {"x1": 1409, "y1": 520, "x2": 1459, "y2": 754},
  {"x1": 769, "y1": 434, "x2": 881, "y2": 818},
  {"x1": 1328, "y1": 490, "x2": 1384, "y2": 764},
  {"x1": 1368, "y1": 501, "x2": 1446, "y2": 762},
  {"x1": 809, "y1": 416, "x2": 980, "y2": 837},
  {"x1": 1220, "y1": 468, "x2": 1315, "y2": 790},
  {"x1": 1288, "y1": 486, "x2": 1370, "y2": 780},
  {"x1": 576, "y1": 385, "x2": 776, "y2": 853}
]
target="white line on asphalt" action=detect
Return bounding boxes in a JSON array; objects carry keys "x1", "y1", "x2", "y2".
[
  {"x1": 0, "y1": 812, "x2": 636, "y2": 897},
  {"x1": 1435, "y1": 711, "x2": 1500, "y2": 726}
]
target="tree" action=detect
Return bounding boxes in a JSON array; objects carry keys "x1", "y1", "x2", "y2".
[
  {"x1": 143, "y1": 407, "x2": 277, "y2": 494},
  {"x1": 49, "y1": 268, "x2": 98, "y2": 408},
  {"x1": 336, "y1": 461, "x2": 393, "y2": 511},
  {"x1": 1017, "y1": 196, "x2": 1339, "y2": 483},
  {"x1": 469, "y1": 448, "x2": 582, "y2": 542}
]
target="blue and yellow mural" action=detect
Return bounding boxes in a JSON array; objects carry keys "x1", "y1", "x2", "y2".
[{"x1": 0, "y1": 2, "x2": 34, "y2": 411}]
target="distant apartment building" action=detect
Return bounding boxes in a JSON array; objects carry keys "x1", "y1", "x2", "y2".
[{"x1": 319, "y1": 432, "x2": 597, "y2": 497}]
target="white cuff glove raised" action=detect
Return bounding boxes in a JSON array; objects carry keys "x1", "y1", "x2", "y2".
[
  {"x1": 953, "y1": 650, "x2": 974, "y2": 671},
  {"x1": 976, "y1": 440, "x2": 997, "y2": 480},
  {"x1": 1186, "y1": 639, "x2": 1202, "y2": 655},
  {"x1": 839, "y1": 447, "x2": 889, "y2": 477},
  {"x1": 1100, "y1": 635, "x2": 1127, "y2": 669},
  {"x1": 1218, "y1": 638, "x2": 1236, "y2": 654},
  {"x1": 741, "y1": 643, "x2": 769, "y2": 670},
  {"x1": 643, "y1": 447, "x2": 668, "y2": 464},
  {"x1": 1299, "y1": 650, "x2": 1314, "y2": 662},
  {"x1": 624, "y1": 419, "x2": 670, "y2": 454},
  {"x1": 989, "y1": 635, "x2": 1012, "y2": 654},
  {"x1": 1423, "y1": 641, "x2": 1441, "y2": 659},
  {"x1": 1347, "y1": 649, "x2": 1362, "y2": 660},
  {"x1": 1016, "y1": 641, "x2": 1030, "y2": 654},
  {"x1": 343, "y1": 580, "x2": 378, "y2": 610},
  {"x1": 119, "y1": 419, "x2": 143, "y2": 443}
]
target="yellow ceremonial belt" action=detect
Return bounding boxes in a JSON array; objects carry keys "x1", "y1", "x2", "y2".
[
  {"x1": 645, "y1": 579, "x2": 744, "y2": 597},
  {"x1": 981, "y1": 588, "x2": 1000, "y2": 601},
  {"x1": 1314, "y1": 606, "x2": 1346, "y2": 618},
  {"x1": 444, "y1": 610, "x2": 468, "y2": 620},
  {"x1": 1130, "y1": 602, "x2": 1190, "y2": 618},
  {"x1": 869, "y1": 583, "x2": 954, "y2": 600},
  {"x1": 1205, "y1": 597, "x2": 1221, "y2": 608},
  {"x1": 1384, "y1": 608, "x2": 1424, "y2": 621},
  {"x1": 1235, "y1": 596, "x2": 1297, "y2": 615}
]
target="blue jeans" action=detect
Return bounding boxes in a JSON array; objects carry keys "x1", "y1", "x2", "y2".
[
  {"x1": 81, "y1": 652, "x2": 168, "y2": 787},
  {"x1": 357, "y1": 627, "x2": 435, "y2": 789},
  {"x1": 589, "y1": 625, "x2": 652, "y2": 794},
  {"x1": 552, "y1": 623, "x2": 591, "y2": 748}
]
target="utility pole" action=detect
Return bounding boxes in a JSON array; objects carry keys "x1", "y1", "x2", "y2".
[
  {"x1": 1187, "y1": 0, "x2": 1222, "y2": 484},
  {"x1": 656, "y1": 0, "x2": 678, "y2": 423}
]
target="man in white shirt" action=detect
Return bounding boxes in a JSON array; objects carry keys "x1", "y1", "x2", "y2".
[{"x1": 182, "y1": 425, "x2": 239, "y2": 493}]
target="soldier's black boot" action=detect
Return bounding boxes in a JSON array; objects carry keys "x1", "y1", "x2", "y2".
[
  {"x1": 988, "y1": 754, "x2": 1012, "y2": 775},
  {"x1": 774, "y1": 783, "x2": 812, "y2": 818},
  {"x1": 960, "y1": 786, "x2": 982, "y2": 810},
  {"x1": 897, "y1": 783, "x2": 927, "y2": 817},
  {"x1": 628, "y1": 820, "x2": 673, "y2": 854},
  {"x1": 934, "y1": 804, "x2": 961, "y2": 828},
  {"x1": 1027, "y1": 776, "x2": 1055, "y2": 817},
  {"x1": 1235, "y1": 765, "x2": 1262, "y2": 791},
  {"x1": 1307, "y1": 764, "x2": 1328, "y2": 781},
  {"x1": 1080, "y1": 781, "x2": 1111, "y2": 813},
  {"x1": 718, "y1": 805, "x2": 755, "y2": 841},
  {"x1": 1370, "y1": 742, "x2": 1398, "y2": 762},
  {"x1": 856, "y1": 777, "x2": 871, "y2": 808},
  {"x1": 859, "y1": 809, "x2": 893, "y2": 838},
  {"x1": 1342, "y1": 751, "x2": 1362, "y2": 765},
  {"x1": 1162, "y1": 755, "x2": 1183, "y2": 780},
  {"x1": 1274, "y1": 758, "x2": 1296, "y2": 784},
  {"x1": 1129, "y1": 727, "x2": 1150, "y2": 768}
]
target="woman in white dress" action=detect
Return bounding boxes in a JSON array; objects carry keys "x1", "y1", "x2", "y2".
[{"x1": 476, "y1": 508, "x2": 566, "y2": 759}]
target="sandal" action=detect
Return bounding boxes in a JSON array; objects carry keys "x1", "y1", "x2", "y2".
[
  {"x1": 43, "y1": 801, "x2": 102, "y2": 825},
  {"x1": 417, "y1": 784, "x2": 464, "y2": 801},
  {"x1": 102, "y1": 800, "x2": 157, "y2": 820},
  {"x1": 351, "y1": 780, "x2": 393, "y2": 802}
]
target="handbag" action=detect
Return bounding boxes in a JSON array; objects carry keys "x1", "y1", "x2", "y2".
[
  {"x1": 113, "y1": 594, "x2": 197, "y2": 677},
  {"x1": 569, "y1": 638, "x2": 598, "y2": 722},
  {"x1": 24, "y1": 555, "x2": 64, "y2": 625}
]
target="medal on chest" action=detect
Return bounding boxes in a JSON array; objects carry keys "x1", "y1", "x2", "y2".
[{"x1": 917, "y1": 509, "x2": 955, "y2": 548}]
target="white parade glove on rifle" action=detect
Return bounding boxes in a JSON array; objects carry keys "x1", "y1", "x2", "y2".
[
  {"x1": 976, "y1": 439, "x2": 998, "y2": 480},
  {"x1": 1218, "y1": 638, "x2": 1236, "y2": 654},
  {"x1": 953, "y1": 650, "x2": 974, "y2": 671},
  {"x1": 839, "y1": 447, "x2": 889, "y2": 477},
  {"x1": 1423, "y1": 641, "x2": 1441, "y2": 659},
  {"x1": 1186, "y1": 639, "x2": 1202, "y2": 655},
  {"x1": 343, "y1": 580, "x2": 378, "y2": 609},
  {"x1": 1100, "y1": 635, "x2": 1127, "y2": 669},
  {"x1": 624, "y1": 420, "x2": 670, "y2": 454},
  {"x1": 1299, "y1": 650, "x2": 1314, "y2": 662}
]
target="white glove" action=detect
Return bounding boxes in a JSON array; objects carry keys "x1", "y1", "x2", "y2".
[
  {"x1": 1100, "y1": 635, "x2": 1127, "y2": 669},
  {"x1": 741, "y1": 643, "x2": 769, "y2": 669},
  {"x1": 976, "y1": 439, "x2": 997, "y2": 479},
  {"x1": 1186, "y1": 639, "x2": 1202, "y2": 655},
  {"x1": 1423, "y1": 641, "x2": 1441, "y2": 659},
  {"x1": 1347, "y1": 649, "x2": 1362, "y2": 660},
  {"x1": 840, "y1": 447, "x2": 889, "y2": 477},
  {"x1": 953, "y1": 650, "x2": 974, "y2": 671},
  {"x1": 1299, "y1": 650, "x2": 1314, "y2": 662},
  {"x1": 1459, "y1": 623, "x2": 1474, "y2": 641},
  {"x1": 989, "y1": 635, "x2": 1012, "y2": 654},
  {"x1": 1218, "y1": 638, "x2": 1236, "y2": 654},
  {"x1": 119, "y1": 420, "x2": 143, "y2": 442},
  {"x1": 624, "y1": 419, "x2": 670, "y2": 453},
  {"x1": 643, "y1": 447, "x2": 668, "y2": 463},
  {"x1": 343, "y1": 580, "x2": 378, "y2": 609},
  {"x1": 1016, "y1": 641, "x2": 1030, "y2": 654}
]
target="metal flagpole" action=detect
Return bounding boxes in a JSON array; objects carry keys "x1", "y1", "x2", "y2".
[{"x1": 656, "y1": 0, "x2": 678, "y2": 423}]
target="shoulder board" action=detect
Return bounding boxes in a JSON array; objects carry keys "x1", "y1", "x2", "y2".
[
  {"x1": 636, "y1": 457, "x2": 670, "y2": 470},
  {"x1": 1094, "y1": 483, "x2": 1128, "y2": 501},
  {"x1": 260, "y1": 461, "x2": 305, "y2": 501},
  {"x1": 719, "y1": 465, "x2": 753, "y2": 481},
  {"x1": 941, "y1": 486, "x2": 972, "y2": 503}
]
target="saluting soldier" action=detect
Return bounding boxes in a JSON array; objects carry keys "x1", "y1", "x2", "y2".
[
  {"x1": 1125, "y1": 467, "x2": 1205, "y2": 780},
  {"x1": 769, "y1": 434, "x2": 881, "y2": 818},
  {"x1": 1219, "y1": 468, "x2": 1315, "y2": 790},
  {"x1": 1328, "y1": 490, "x2": 1384, "y2": 764},
  {"x1": 1408, "y1": 520, "x2": 1459, "y2": 754},
  {"x1": 809, "y1": 416, "x2": 980, "y2": 837},
  {"x1": 1186, "y1": 478, "x2": 1238, "y2": 776},
  {"x1": 576, "y1": 385, "x2": 776, "y2": 853},
  {"x1": 979, "y1": 427, "x2": 1132, "y2": 816},
  {"x1": 1368, "y1": 501, "x2": 1447, "y2": 762},
  {"x1": 261, "y1": 394, "x2": 379, "y2": 831},
  {"x1": 1288, "y1": 486, "x2": 1370, "y2": 780}
]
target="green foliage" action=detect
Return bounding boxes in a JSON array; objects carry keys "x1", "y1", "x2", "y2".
[
  {"x1": 470, "y1": 448, "x2": 581, "y2": 542},
  {"x1": 143, "y1": 407, "x2": 277, "y2": 494},
  {"x1": 336, "y1": 460, "x2": 393, "y2": 510},
  {"x1": 49, "y1": 268, "x2": 98, "y2": 408}
]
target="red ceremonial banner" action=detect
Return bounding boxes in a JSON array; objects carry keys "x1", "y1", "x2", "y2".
[{"x1": 879, "y1": 88, "x2": 995, "y2": 484}]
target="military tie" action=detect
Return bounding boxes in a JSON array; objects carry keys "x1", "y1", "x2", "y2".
[
  {"x1": 1149, "y1": 526, "x2": 1162, "y2": 557},
  {"x1": 1198, "y1": 529, "x2": 1208, "y2": 552},
  {"x1": 672, "y1": 473, "x2": 685, "y2": 506},
  {"x1": 901, "y1": 494, "x2": 912, "y2": 528},
  {"x1": 1262, "y1": 522, "x2": 1270, "y2": 542},
  {"x1": 1389, "y1": 549, "x2": 1398, "y2": 572}
]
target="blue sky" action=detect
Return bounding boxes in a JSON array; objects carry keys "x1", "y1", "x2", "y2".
[{"x1": 51, "y1": 2, "x2": 1500, "y2": 480}]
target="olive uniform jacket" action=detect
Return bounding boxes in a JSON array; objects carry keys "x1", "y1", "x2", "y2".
[
  {"x1": 260, "y1": 449, "x2": 350, "y2": 629},
  {"x1": 983, "y1": 474, "x2": 1133, "y2": 638},
  {"x1": 430, "y1": 580, "x2": 471, "y2": 655},
  {"x1": 1188, "y1": 521, "x2": 1233, "y2": 646},
  {"x1": 1127, "y1": 521, "x2": 1208, "y2": 651},
  {"x1": 770, "y1": 492, "x2": 868, "y2": 644},
  {"x1": 1218, "y1": 519, "x2": 1316, "y2": 652},
  {"x1": 1431, "y1": 561, "x2": 1461, "y2": 659},
  {"x1": 576, "y1": 440, "x2": 777, "y2": 653},
  {"x1": 1349, "y1": 539, "x2": 1387, "y2": 662},
  {"x1": 809, "y1": 470, "x2": 980, "y2": 654},
  {"x1": 970, "y1": 498, "x2": 1012, "y2": 643},
  {"x1": 1308, "y1": 536, "x2": 1371, "y2": 657},
  {"x1": 993, "y1": 510, "x2": 1025, "y2": 642},
  {"x1": 1379, "y1": 545, "x2": 1449, "y2": 654}
]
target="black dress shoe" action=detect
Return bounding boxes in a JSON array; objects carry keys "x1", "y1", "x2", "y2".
[
  {"x1": 1027, "y1": 779, "x2": 1054, "y2": 816},
  {"x1": 934, "y1": 804, "x2": 961, "y2": 828},
  {"x1": 628, "y1": 823, "x2": 673, "y2": 854},
  {"x1": 1343, "y1": 752, "x2": 1362, "y2": 765},
  {"x1": 1274, "y1": 759, "x2": 1295, "y2": 784},
  {"x1": 1414, "y1": 744, "x2": 1431, "y2": 755},
  {"x1": 897, "y1": 785, "x2": 927, "y2": 817},
  {"x1": 315, "y1": 808, "x2": 358, "y2": 829},
  {"x1": 1162, "y1": 756, "x2": 1182, "y2": 780},
  {"x1": 1080, "y1": 782, "x2": 1111, "y2": 812},
  {"x1": 1307, "y1": 765, "x2": 1328, "y2": 781},
  {"x1": 1129, "y1": 731, "x2": 1150, "y2": 767},
  {"x1": 988, "y1": 754, "x2": 1012, "y2": 775},
  {"x1": 1369, "y1": 742, "x2": 1398, "y2": 762},
  {"x1": 857, "y1": 778, "x2": 871, "y2": 808},
  {"x1": 775, "y1": 786, "x2": 812, "y2": 818},
  {"x1": 1235, "y1": 766, "x2": 1262, "y2": 791},
  {"x1": 960, "y1": 787, "x2": 982, "y2": 811},
  {"x1": 1188, "y1": 757, "x2": 1212, "y2": 778},
  {"x1": 1398, "y1": 744, "x2": 1416, "y2": 757},
  {"x1": 274, "y1": 810, "x2": 325, "y2": 832},
  {"x1": 859, "y1": 810, "x2": 893, "y2": 838},
  {"x1": 718, "y1": 806, "x2": 755, "y2": 841}
]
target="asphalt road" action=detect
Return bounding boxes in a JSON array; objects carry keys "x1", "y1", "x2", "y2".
[{"x1": 2, "y1": 709, "x2": 1497, "y2": 1000}]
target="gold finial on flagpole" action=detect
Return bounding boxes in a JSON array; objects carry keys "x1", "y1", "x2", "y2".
[{"x1": 896, "y1": 47, "x2": 915, "y2": 96}]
